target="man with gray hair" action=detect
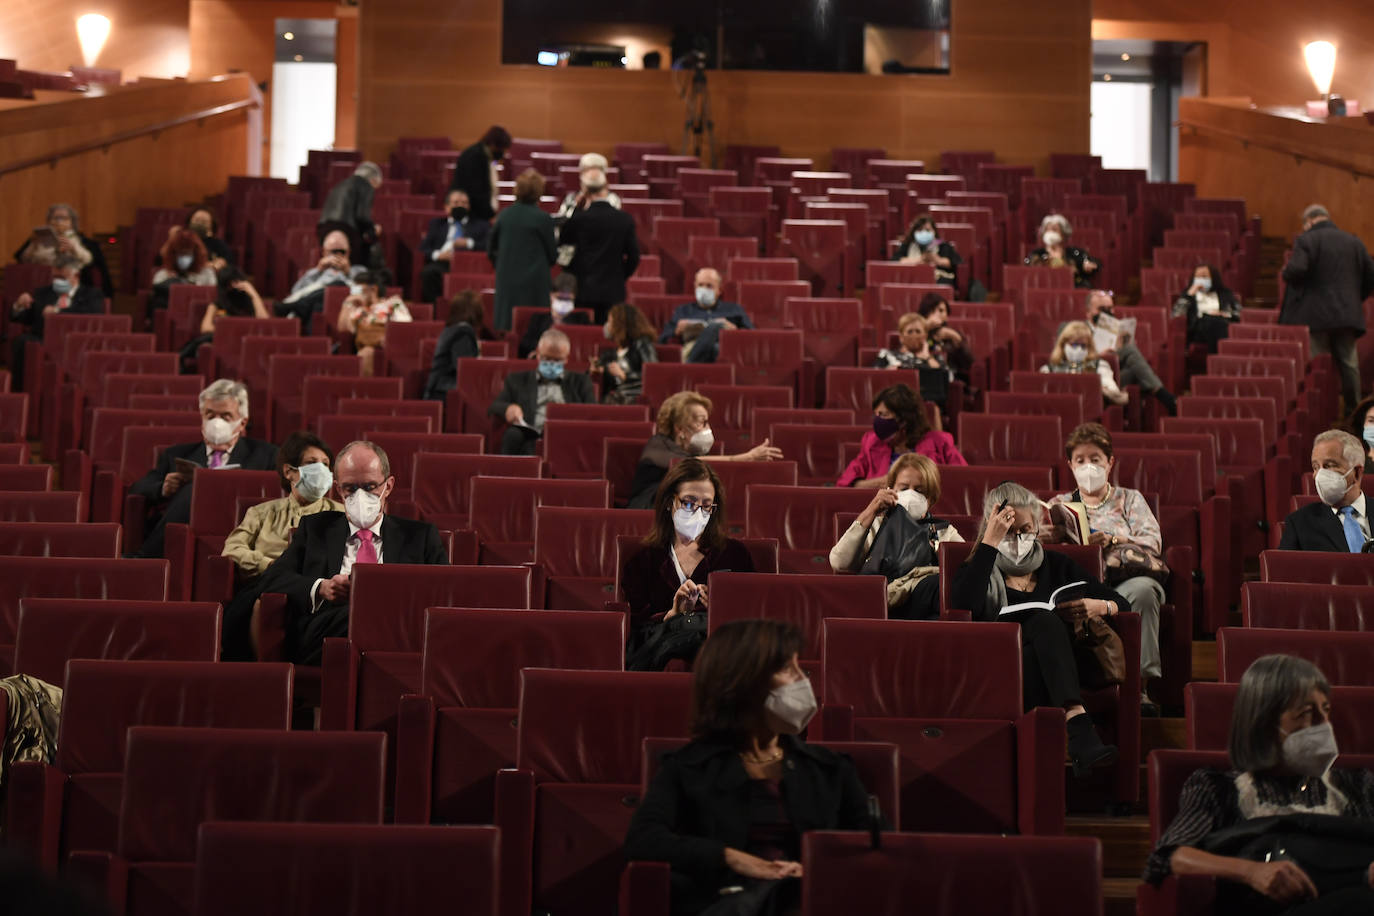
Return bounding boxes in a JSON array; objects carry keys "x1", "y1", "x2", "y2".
[
  {"x1": 318, "y1": 160, "x2": 385, "y2": 268},
  {"x1": 1279, "y1": 429, "x2": 1369, "y2": 551},
  {"x1": 131, "y1": 378, "x2": 278, "y2": 558},
  {"x1": 488, "y1": 327, "x2": 596, "y2": 455},
  {"x1": 1279, "y1": 204, "x2": 1374, "y2": 412}
]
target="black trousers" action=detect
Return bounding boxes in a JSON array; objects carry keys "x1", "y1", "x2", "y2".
[
  {"x1": 288, "y1": 601, "x2": 349, "y2": 666},
  {"x1": 1220, "y1": 884, "x2": 1374, "y2": 916},
  {"x1": 420, "y1": 260, "x2": 449, "y2": 303},
  {"x1": 577, "y1": 299, "x2": 614, "y2": 324},
  {"x1": 499, "y1": 426, "x2": 539, "y2": 456},
  {"x1": 8, "y1": 333, "x2": 37, "y2": 392},
  {"x1": 1019, "y1": 611, "x2": 1083, "y2": 710},
  {"x1": 135, "y1": 483, "x2": 194, "y2": 559}
]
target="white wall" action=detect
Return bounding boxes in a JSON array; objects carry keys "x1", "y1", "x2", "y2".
[
  {"x1": 269, "y1": 61, "x2": 337, "y2": 183},
  {"x1": 1090, "y1": 81, "x2": 1152, "y2": 174}
]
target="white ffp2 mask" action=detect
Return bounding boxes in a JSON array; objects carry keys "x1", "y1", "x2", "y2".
[
  {"x1": 1314, "y1": 468, "x2": 1353, "y2": 507},
  {"x1": 765, "y1": 678, "x2": 817, "y2": 734},
  {"x1": 345, "y1": 489, "x2": 382, "y2": 529}
]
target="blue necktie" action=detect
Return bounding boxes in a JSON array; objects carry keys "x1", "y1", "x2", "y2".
[
  {"x1": 1340, "y1": 505, "x2": 1365, "y2": 553},
  {"x1": 448, "y1": 220, "x2": 464, "y2": 243}
]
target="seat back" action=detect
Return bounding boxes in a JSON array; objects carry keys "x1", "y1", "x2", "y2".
[
  {"x1": 187, "y1": 470, "x2": 283, "y2": 536},
  {"x1": 99, "y1": 373, "x2": 203, "y2": 410},
  {"x1": 936, "y1": 466, "x2": 1056, "y2": 516},
  {"x1": 767, "y1": 424, "x2": 870, "y2": 485},
  {"x1": 421, "y1": 608, "x2": 625, "y2": 709},
  {"x1": 1161, "y1": 416, "x2": 1268, "y2": 467},
  {"x1": 0, "y1": 557, "x2": 169, "y2": 644},
  {"x1": 192, "y1": 823, "x2": 499, "y2": 916},
  {"x1": 1112, "y1": 449, "x2": 1204, "y2": 507},
  {"x1": 956, "y1": 413, "x2": 1062, "y2": 466},
  {"x1": 640, "y1": 363, "x2": 736, "y2": 407},
  {"x1": 707, "y1": 572, "x2": 885, "y2": 658},
  {"x1": 349, "y1": 564, "x2": 535, "y2": 653},
  {"x1": 824, "y1": 367, "x2": 919, "y2": 414},
  {"x1": 412, "y1": 453, "x2": 541, "y2": 523},
  {"x1": 117, "y1": 425, "x2": 203, "y2": 484},
  {"x1": 0, "y1": 522, "x2": 119, "y2": 557},
  {"x1": 1241, "y1": 582, "x2": 1374, "y2": 630},
  {"x1": 1185, "y1": 682, "x2": 1374, "y2": 754},
  {"x1": 534, "y1": 506, "x2": 654, "y2": 578},
  {"x1": 1176, "y1": 395, "x2": 1278, "y2": 444},
  {"x1": 0, "y1": 491, "x2": 84, "y2": 523},
  {"x1": 1217, "y1": 626, "x2": 1374, "y2": 686},
  {"x1": 0, "y1": 465, "x2": 50, "y2": 491},
  {"x1": 14, "y1": 600, "x2": 220, "y2": 687},
  {"x1": 469, "y1": 477, "x2": 611, "y2": 546},
  {"x1": 985, "y1": 392, "x2": 1085, "y2": 432},
  {"x1": 744, "y1": 483, "x2": 874, "y2": 551},
  {"x1": 301, "y1": 376, "x2": 405, "y2": 421},
  {"x1": 541, "y1": 420, "x2": 654, "y2": 479},
  {"x1": 87, "y1": 408, "x2": 200, "y2": 463},
  {"x1": 801, "y1": 832, "x2": 1102, "y2": 916},
  {"x1": 118, "y1": 727, "x2": 385, "y2": 862},
  {"x1": 1260, "y1": 550, "x2": 1374, "y2": 586}
]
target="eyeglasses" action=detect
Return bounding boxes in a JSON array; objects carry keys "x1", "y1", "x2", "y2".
[
  {"x1": 677, "y1": 496, "x2": 716, "y2": 515},
  {"x1": 327, "y1": 248, "x2": 348, "y2": 257},
  {"x1": 338, "y1": 481, "x2": 384, "y2": 495}
]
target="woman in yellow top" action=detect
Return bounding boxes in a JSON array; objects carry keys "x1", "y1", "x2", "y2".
[{"x1": 220, "y1": 431, "x2": 342, "y2": 659}]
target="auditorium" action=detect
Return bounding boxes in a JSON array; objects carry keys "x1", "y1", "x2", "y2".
[{"x1": 2, "y1": 0, "x2": 1374, "y2": 912}]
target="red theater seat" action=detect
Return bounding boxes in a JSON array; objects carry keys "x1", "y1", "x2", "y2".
[
  {"x1": 0, "y1": 521, "x2": 120, "y2": 557},
  {"x1": 935, "y1": 466, "x2": 1056, "y2": 516},
  {"x1": 470, "y1": 477, "x2": 611, "y2": 565},
  {"x1": 640, "y1": 362, "x2": 736, "y2": 407},
  {"x1": 1217, "y1": 626, "x2": 1374, "y2": 686},
  {"x1": 393, "y1": 608, "x2": 626, "y2": 825},
  {"x1": 767, "y1": 423, "x2": 869, "y2": 485},
  {"x1": 956, "y1": 413, "x2": 1063, "y2": 466},
  {"x1": 161, "y1": 470, "x2": 282, "y2": 602},
  {"x1": 1183, "y1": 683, "x2": 1374, "y2": 754},
  {"x1": 1241, "y1": 582, "x2": 1374, "y2": 630},
  {"x1": 267, "y1": 354, "x2": 362, "y2": 441},
  {"x1": 707, "y1": 572, "x2": 885, "y2": 659},
  {"x1": 411, "y1": 453, "x2": 541, "y2": 529},
  {"x1": 745, "y1": 484, "x2": 879, "y2": 573},
  {"x1": 542, "y1": 419, "x2": 654, "y2": 479},
  {"x1": 534, "y1": 506, "x2": 654, "y2": 608},
  {"x1": 1260, "y1": 549, "x2": 1374, "y2": 586}
]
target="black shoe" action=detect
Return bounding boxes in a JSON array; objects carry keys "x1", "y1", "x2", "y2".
[
  {"x1": 1153, "y1": 387, "x2": 1178, "y2": 416},
  {"x1": 1140, "y1": 692, "x2": 1161, "y2": 718},
  {"x1": 1067, "y1": 713, "x2": 1118, "y2": 777}
]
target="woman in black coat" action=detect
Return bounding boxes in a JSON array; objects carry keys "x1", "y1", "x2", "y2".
[
  {"x1": 1171, "y1": 262, "x2": 1240, "y2": 353},
  {"x1": 891, "y1": 213, "x2": 962, "y2": 287},
  {"x1": 423, "y1": 289, "x2": 487, "y2": 400},
  {"x1": 950, "y1": 481, "x2": 1128, "y2": 776},
  {"x1": 625, "y1": 618, "x2": 871, "y2": 915}
]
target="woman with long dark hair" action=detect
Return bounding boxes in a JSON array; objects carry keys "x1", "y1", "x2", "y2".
[{"x1": 836, "y1": 383, "x2": 965, "y2": 488}]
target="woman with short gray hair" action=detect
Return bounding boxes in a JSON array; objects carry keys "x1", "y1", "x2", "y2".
[
  {"x1": 951, "y1": 481, "x2": 1129, "y2": 776},
  {"x1": 1144, "y1": 655, "x2": 1374, "y2": 913}
]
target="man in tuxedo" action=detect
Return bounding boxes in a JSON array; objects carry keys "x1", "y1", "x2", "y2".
[
  {"x1": 559, "y1": 178, "x2": 640, "y2": 323},
  {"x1": 8, "y1": 254, "x2": 105, "y2": 390},
  {"x1": 257, "y1": 440, "x2": 448, "y2": 665},
  {"x1": 131, "y1": 379, "x2": 278, "y2": 558},
  {"x1": 1279, "y1": 429, "x2": 1370, "y2": 552},
  {"x1": 489, "y1": 328, "x2": 596, "y2": 456},
  {"x1": 449, "y1": 125, "x2": 511, "y2": 222},
  {"x1": 418, "y1": 189, "x2": 492, "y2": 303}
]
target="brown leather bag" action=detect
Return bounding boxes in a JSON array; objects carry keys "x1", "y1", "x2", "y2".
[{"x1": 1073, "y1": 617, "x2": 1125, "y2": 688}]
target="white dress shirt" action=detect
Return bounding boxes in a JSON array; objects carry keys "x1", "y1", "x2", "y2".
[
  {"x1": 310, "y1": 514, "x2": 385, "y2": 609},
  {"x1": 1329, "y1": 492, "x2": 1371, "y2": 541}
]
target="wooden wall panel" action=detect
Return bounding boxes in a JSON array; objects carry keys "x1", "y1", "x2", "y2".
[
  {"x1": 359, "y1": 0, "x2": 1091, "y2": 171},
  {"x1": 0, "y1": 0, "x2": 189, "y2": 78},
  {"x1": 0, "y1": 74, "x2": 257, "y2": 251}
]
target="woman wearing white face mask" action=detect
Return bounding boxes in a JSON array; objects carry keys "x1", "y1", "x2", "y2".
[
  {"x1": 1024, "y1": 213, "x2": 1100, "y2": 288},
  {"x1": 1144, "y1": 655, "x2": 1374, "y2": 914},
  {"x1": 626, "y1": 619, "x2": 872, "y2": 915},
  {"x1": 623, "y1": 459, "x2": 755, "y2": 667},
  {"x1": 336, "y1": 267, "x2": 411, "y2": 377},
  {"x1": 1172, "y1": 262, "x2": 1241, "y2": 354},
  {"x1": 1041, "y1": 320, "x2": 1129, "y2": 407},
  {"x1": 151, "y1": 227, "x2": 217, "y2": 288},
  {"x1": 1047, "y1": 423, "x2": 1166, "y2": 714},
  {"x1": 1343, "y1": 396, "x2": 1374, "y2": 475},
  {"x1": 951, "y1": 482, "x2": 1127, "y2": 776},
  {"x1": 830, "y1": 453, "x2": 964, "y2": 619},
  {"x1": 220, "y1": 431, "x2": 343, "y2": 660},
  {"x1": 626, "y1": 392, "x2": 782, "y2": 510}
]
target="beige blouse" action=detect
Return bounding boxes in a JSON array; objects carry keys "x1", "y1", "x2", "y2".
[{"x1": 221, "y1": 494, "x2": 344, "y2": 578}]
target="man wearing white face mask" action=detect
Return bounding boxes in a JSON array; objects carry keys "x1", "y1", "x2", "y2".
[
  {"x1": 8, "y1": 254, "x2": 103, "y2": 391},
  {"x1": 517, "y1": 273, "x2": 590, "y2": 359},
  {"x1": 659, "y1": 267, "x2": 754, "y2": 363},
  {"x1": 1280, "y1": 430, "x2": 1370, "y2": 553},
  {"x1": 131, "y1": 379, "x2": 278, "y2": 559},
  {"x1": 256, "y1": 440, "x2": 447, "y2": 665},
  {"x1": 1144, "y1": 655, "x2": 1374, "y2": 911}
]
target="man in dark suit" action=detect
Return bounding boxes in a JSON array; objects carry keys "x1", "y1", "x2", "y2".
[
  {"x1": 257, "y1": 439, "x2": 447, "y2": 665},
  {"x1": 559, "y1": 179, "x2": 640, "y2": 323},
  {"x1": 418, "y1": 189, "x2": 492, "y2": 303},
  {"x1": 8, "y1": 255, "x2": 105, "y2": 391},
  {"x1": 318, "y1": 161, "x2": 383, "y2": 268},
  {"x1": 449, "y1": 125, "x2": 511, "y2": 222},
  {"x1": 1280, "y1": 204, "x2": 1374, "y2": 411},
  {"x1": 517, "y1": 273, "x2": 589, "y2": 358},
  {"x1": 489, "y1": 328, "x2": 596, "y2": 456},
  {"x1": 1279, "y1": 429, "x2": 1370, "y2": 552},
  {"x1": 131, "y1": 379, "x2": 278, "y2": 559}
]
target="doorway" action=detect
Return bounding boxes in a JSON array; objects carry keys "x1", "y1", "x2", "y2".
[
  {"x1": 1090, "y1": 39, "x2": 1203, "y2": 181},
  {"x1": 270, "y1": 19, "x2": 338, "y2": 183}
]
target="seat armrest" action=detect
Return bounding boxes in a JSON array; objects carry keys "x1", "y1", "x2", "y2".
[
  {"x1": 444, "y1": 388, "x2": 464, "y2": 432},
  {"x1": 394, "y1": 694, "x2": 436, "y2": 824},
  {"x1": 1198, "y1": 494, "x2": 1233, "y2": 633},
  {"x1": 4, "y1": 762, "x2": 65, "y2": 872},
  {"x1": 195, "y1": 554, "x2": 237, "y2": 604},
  {"x1": 119, "y1": 491, "x2": 147, "y2": 549},
  {"x1": 319, "y1": 636, "x2": 359, "y2": 730},
  {"x1": 619, "y1": 861, "x2": 671, "y2": 916},
  {"x1": 1136, "y1": 875, "x2": 1216, "y2": 916},
  {"x1": 1015, "y1": 706, "x2": 1066, "y2": 835},
  {"x1": 65, "y1": 850, "x2": 128, "y2": 915},
  {"x1": 163, "y1": 522, "x2": 195, "y2": 601},
  {"x1": 251, "y1": 592, "x2": 289, "y2": 662},
  {"x1": 195, "y1": 342, "x2": 216, "y2": 381},
  {"x1": 494, "y1": 768, "x2": 536, "y2": 916},
  {"x1": 62, "y1": 449, "x2": 92, "y2": 507},
  {"x1": 1106, "y1": 610, "x2": 1143, "y2": 804}
]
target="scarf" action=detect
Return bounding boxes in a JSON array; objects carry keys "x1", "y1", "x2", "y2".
[{"x1": 985, "y1": 539, "x2": 1045, "y2": 619}]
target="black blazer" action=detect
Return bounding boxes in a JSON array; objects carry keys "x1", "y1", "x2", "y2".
[
  {"x1": 449, "y1": 142, "x2": 496, "y2": 221},
  {"x1": 420, "y1": 215, "x2": 492, "y2": 259},
  {"x1": 258, "y1": 511, "x2": 448, "y2": 617},
  {"x1": 1280, "y1": 220, "x2": 1374, "y2": 333},
  {"x1": 625, "y1": 734, "x2": 870, "y2": 916},
  {"x1": 561, "y1": 201, "x2": 640, "y2": 304},
  {"x1": 129, "y1": 438, "x2": 279, "y2": 504},
  {"x1": 621, "y1": 539, "x2": 755, "y2": 642},
  {"x1": 486, "y1": 368, "x2": 596, "y2": 422},
  {"x1": 319, "y1": 174, "x2": 376, "y2": 240},
  {"x1": 422, "y1": 322, "x2": 481, "y2": 401},
  {"x1": 1279, "y1": 500, "x2": 1362, "y2": 552},
  {"x1": 13, "y1": 283, "x2": 104, "y2": 338},
  {"x1": 517, "y1": 311, "x2": 590, "y2": 359}
]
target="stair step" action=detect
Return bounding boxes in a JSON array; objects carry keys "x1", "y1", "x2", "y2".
[
  {"x1": 1066, "y1": 815, "x2": 1152, "y2": 877},
  {"x1": 1192, "y1": 640, "x2": 1217, "y2": 681},
  {"x1": 1142, "y1": 717, "x2": 1187, "y2": 755},
  {"x1": 1104, "y1": 878, "x2": 1142, "y2": 916}
]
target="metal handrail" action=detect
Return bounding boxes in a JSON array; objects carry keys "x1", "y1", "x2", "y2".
[
  {"x1": 0, "y1": 98, "x2": 259, "y2": 178},
  {"x1": 1175, "y1": 117, "x2": 1374, "y2": 182}
]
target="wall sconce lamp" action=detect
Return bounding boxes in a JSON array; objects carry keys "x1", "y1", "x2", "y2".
[{"x1": 76, "y1": 14, "x2": 112, "y2": 68}]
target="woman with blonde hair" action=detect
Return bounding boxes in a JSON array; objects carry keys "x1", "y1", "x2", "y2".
[
  {"x1": 1041, "y1": 320, "x2": 1129, "y2": 407},
  {"x1": 625, "y1": 391, "x2": 783, "y2": 509},
  {"x1": 873, "y1": 312, "x2": 948, "y2": 371},
  {"x1": 830, "y1": 452, "x2": 964, "y2": 619}
]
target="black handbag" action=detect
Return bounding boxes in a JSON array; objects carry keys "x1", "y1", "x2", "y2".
[
  {"x1": 859, "y1": 510, "x2": 939, "y2": 581},
  {"x1": 626, "y1": 611, "x2": 708, "y2": 672},
  {"x1": 1200, "y1": 812, "x2": 1374, "y2": 897}
]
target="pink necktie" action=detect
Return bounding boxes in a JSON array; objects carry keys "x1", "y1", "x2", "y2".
[
  {"x1": 208, "y1": 450, "x2": 226, "y2": 468},
  {"x1": 355, "y1": 528, "x2": 378, "y2": 565}
]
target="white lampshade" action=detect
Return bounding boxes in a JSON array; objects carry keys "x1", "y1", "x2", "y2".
[
  {"x1": 76, "y1": 14, "x2": 112, "y2": 68},
  {"x1": 1304, "y1": 40, "x2": 1336, "y2": 96}
]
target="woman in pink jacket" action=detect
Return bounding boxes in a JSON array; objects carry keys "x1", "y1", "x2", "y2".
[{"x1": 837, "y1": 383, "x2": 966, "y2": 487}]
